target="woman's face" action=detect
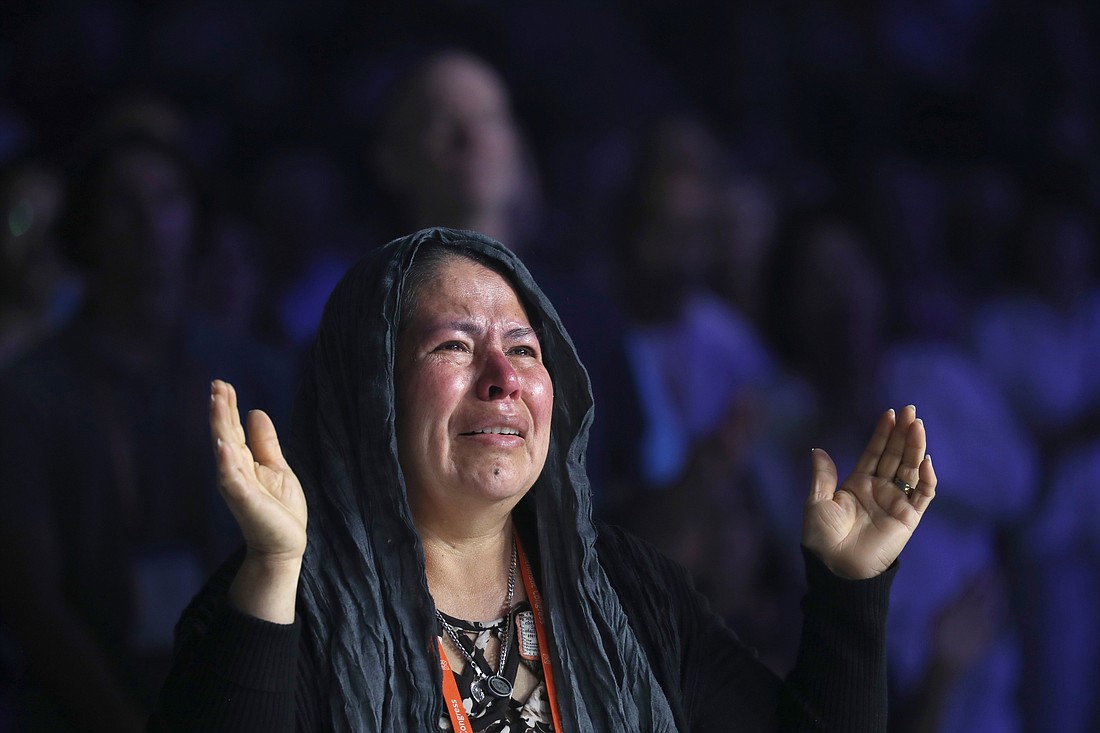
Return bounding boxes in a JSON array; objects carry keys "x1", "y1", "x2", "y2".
[{"x1": 395, "y1": 257, "x2": 553, "y2": 518}]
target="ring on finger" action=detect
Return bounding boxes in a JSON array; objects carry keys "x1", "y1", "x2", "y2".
[{"x1": 892, "y1": 477, "x2": 915, "y2": 497}]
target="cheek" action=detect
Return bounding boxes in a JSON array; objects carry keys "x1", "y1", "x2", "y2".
[
  {"x1": 528, "y1": 371, "x2": 555, "y2": 432},
  {"x1": 395, "y1": 370, "x2": 429, "y2": 443},
  {"x1": 403, "y1": 368, "x2": 469, "y2": 429}
]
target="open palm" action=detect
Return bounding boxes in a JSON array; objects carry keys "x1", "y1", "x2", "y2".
[
  {"x1": 210, "y1": 379, "x2": 308, "y2": 563},
  {"x1": 802, "y1": 405, "x2": 937, "y2": 579}
]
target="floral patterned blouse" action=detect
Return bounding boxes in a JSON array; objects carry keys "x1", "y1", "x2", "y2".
[{"x1": 437, "y1": 600, "x2": 554, "y2": 732}]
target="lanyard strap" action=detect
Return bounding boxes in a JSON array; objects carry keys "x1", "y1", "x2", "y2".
[
  {"x1": 514, "y1": 533, "x2": 564, "y2": 732},
  {"x1": 439, "y1": 639, "x2": 474, "y2": 733},
  {"x1": 438, "y1": 533, "x2": 564, "y2": 733}
]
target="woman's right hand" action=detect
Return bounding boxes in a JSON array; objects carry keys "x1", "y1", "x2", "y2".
[{"x1": 211, "y1": 379, "x2": 307, "y2": 622}]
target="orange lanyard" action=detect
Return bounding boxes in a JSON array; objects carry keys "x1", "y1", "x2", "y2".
[
  {"x1": 514, "y1": 533, "x2": 564, "y2": 732},
  {"x1": 439, "y1": 642, "x2": 475, "y2": 733},
  {"x1": 438, "y1": 533, "x2": 564, "y2": 732}
]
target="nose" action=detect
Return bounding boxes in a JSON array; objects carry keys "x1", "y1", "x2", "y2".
[{"x1": 477, "y1": 349, "x2": 520, "y2": 401}]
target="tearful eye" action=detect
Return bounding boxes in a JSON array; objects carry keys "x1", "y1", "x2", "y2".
[
  {"x1": 508, "y1": 345, "x2": 541, "y2": 359},
  {"x1": 435, "y1": 341, "x2": 468, "y2": 353}
]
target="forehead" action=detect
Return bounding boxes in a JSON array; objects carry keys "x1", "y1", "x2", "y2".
[
  {"x1": 404, "y1": 256, "x2": 531, "y2": 329},
  {"x1": 416, "y1": 55, "x2": 508, "y2": 110}
]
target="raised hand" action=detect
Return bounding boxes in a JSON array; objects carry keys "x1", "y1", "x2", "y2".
[
  {"x1": 801, "y1": 406, "x2": 936, "y2": 579},
  {"x1": 211, "y1": 379, "x2": 307, "y2": 621}
]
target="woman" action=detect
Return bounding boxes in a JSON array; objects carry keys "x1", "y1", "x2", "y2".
[{"x1": 151, "y1": 227, "x2": 936, "y2": 732}]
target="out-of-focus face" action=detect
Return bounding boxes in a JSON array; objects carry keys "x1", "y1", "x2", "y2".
[
  {"x1": 619, "y1": 118, "x2": 723, "y2": 320},
  {"x1": 390, "y1": 54, "x2": 522, "y2": 216},
  {"x1": 93, "y1": 147, "x2": 195, "y2": 317},
  {"x1": 0, "y1": 164, "x2": 65, "y2": 299},
  {"x1": 395, "y1": 256, "x2": 553, "y2": 520},
  {"x1": 786, "y1": 223, "x2": 885, "y2": 388}
]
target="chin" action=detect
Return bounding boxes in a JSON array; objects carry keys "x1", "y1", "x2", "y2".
[
  {"x1": 466, "y1": 466, "x2": 535, "y2": 504},
  {"x1": 475, "y1": 477, "x2": 532, "y2": 503}
]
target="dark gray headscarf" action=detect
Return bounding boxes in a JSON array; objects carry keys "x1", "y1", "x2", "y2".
[{"x1": 286, "y1": 228, "x2": 678, "y2": 731}]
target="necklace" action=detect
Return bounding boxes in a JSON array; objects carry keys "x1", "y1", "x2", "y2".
[{"x1": 436, "y1": 539, "x2": 518, "y2": 704}]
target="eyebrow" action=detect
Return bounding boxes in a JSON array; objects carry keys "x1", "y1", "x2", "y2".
[
  {"x1": 505, "y1": 326, "x2": 539, "y2": 341},
  {"x1": 437, "y1": 319, "x2": 480, "y2": 335},
  {"x1": 428, "y1": 321, "x2": 539, "y2": 341}
]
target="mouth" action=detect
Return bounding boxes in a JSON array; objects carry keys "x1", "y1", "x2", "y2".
[{"x1": 461, "y1": 426, "x2": 523, "y2": 438}]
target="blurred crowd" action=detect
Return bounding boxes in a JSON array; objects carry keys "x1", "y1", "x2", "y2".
[{"x1": 2, "y1": 1, "x2": 1099, "y2": 732}]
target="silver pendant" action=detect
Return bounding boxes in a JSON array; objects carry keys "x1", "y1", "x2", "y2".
[
  {"x1": 485, "y1": 674, "x2": 513, "y2": 699},
  {"x1": 470, "y1": 678, "x2": 486, "y2": 704}
]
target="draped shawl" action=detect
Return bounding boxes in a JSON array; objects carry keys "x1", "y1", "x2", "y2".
[{"x1": 286, "y1": 227, "x2": 679, "y2": 731}]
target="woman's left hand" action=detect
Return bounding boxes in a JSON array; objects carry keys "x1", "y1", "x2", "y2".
[{"x1": 802, "y1": 405, "x2": 937, "y2": 579}]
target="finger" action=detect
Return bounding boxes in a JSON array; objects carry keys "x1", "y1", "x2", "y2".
[
  {"x1": 246, "y1": 409, "x2": 290, "y2": 471},
  {"x1": 853, "y1": 409, "x2": 896, "y2": 476},
  {"x1": 210, "y1": 381, "x2": 255, "y2": 488},
  {"x1": 211, "y1": 380, "x2": 249, "y2": 448},
  {"x1": 807, "y1": 448, "x2": 839, "y2": 505},
  {"x1": 209, "y1": 380, "x2": 236, "y2": 449},
  {"x1": 875, "y1": 404, "x2": 916, "y2": 479},
  {"x1": 910, "y1": 454, "x2": 937, "y2": 513},
  {"x1": 213, "y1": 431, "x2": 255, "y2": 507},
  {"x1": 225, "y1": 381, "x2": 246, "y2": 444},
  {"x1": 895, "y1": 417, "x2": 927, "y2": 490}
]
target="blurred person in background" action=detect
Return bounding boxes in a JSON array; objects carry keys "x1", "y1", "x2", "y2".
[
  {"x1": 968, "y1": 197, "x2": 1100, "y2": 455},
  {"x1": 610, "y1": 113, "x2": 778, "y2": 492},
  {"x1": 1012, "y1": 434, "x2": 1100, "y2": 733},
  {"x1": 967, "y1": 195, "x2": 1100, "y2": 733},
  {"x1": 605, "y1": 114, "x2": 806, "y2": 669},
  {"x1": 0, "y1": 131, "x2": 292, "y2": 732},
  {"x1": 709, "y1": 169, "x2": 779, "y2": 327},
  {"x1": 761, "y1": 205, "x2": 1039, "y2": 733},
  {"x1": 0, "y1": 156, "x2": 84, "y2": 368},
  {"x1": 370, "y1": 48, "x2": 535, "y2": 248}
]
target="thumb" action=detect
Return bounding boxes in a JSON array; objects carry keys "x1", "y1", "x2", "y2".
[
  {"x1": 808, "y1": 448, "x2": 839, "y2": 505},
  {"x1": 246, "y1": 409, "x2": 289, "y2": 469}
]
